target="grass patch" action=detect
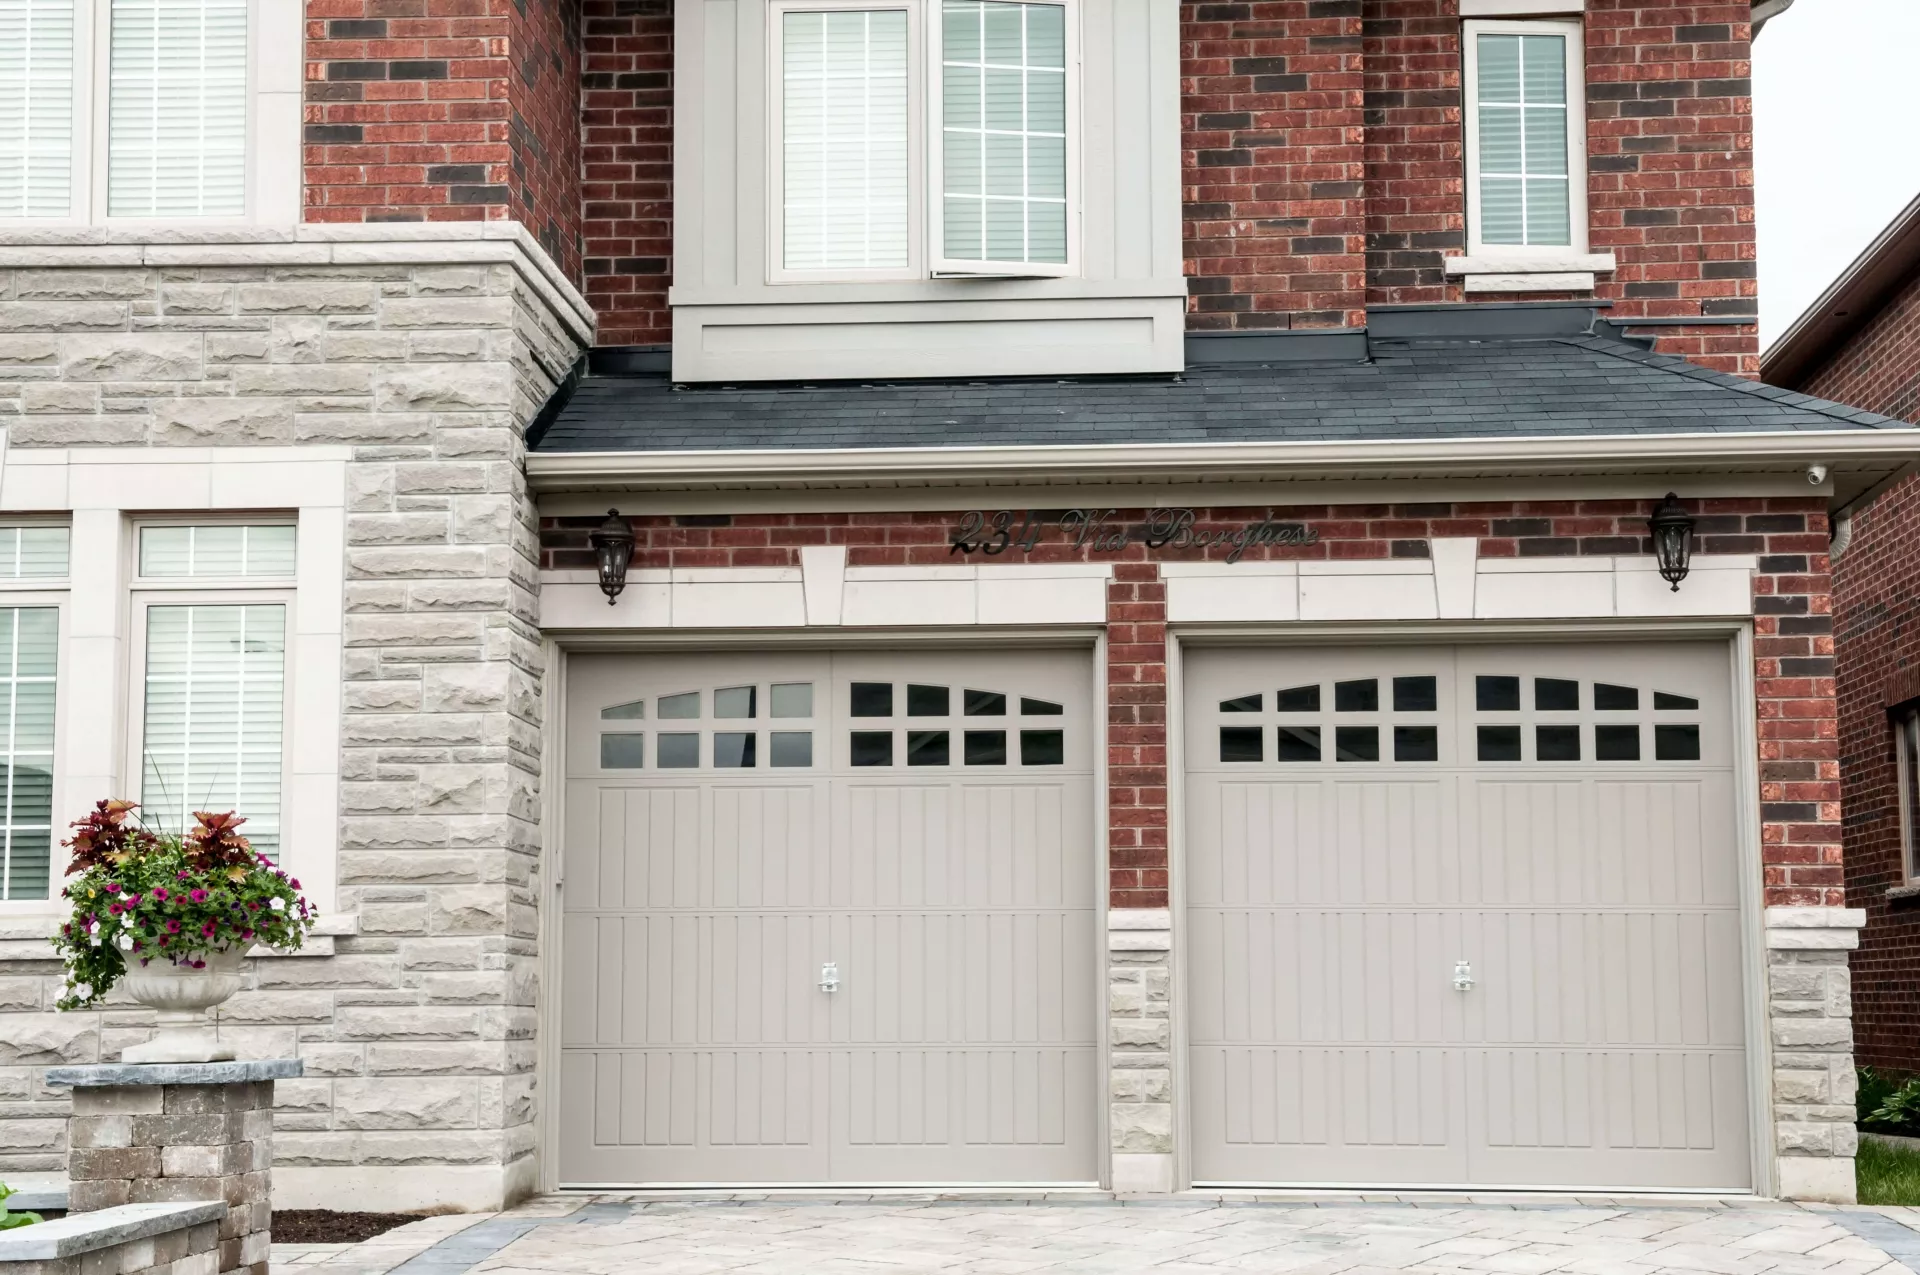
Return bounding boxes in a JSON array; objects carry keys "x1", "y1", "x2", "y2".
[{"x1": 1858, "y1": 1134, "x2": 1920, "y2": 1206}]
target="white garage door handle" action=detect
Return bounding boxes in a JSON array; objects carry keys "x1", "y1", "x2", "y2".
[
  {"x1": 819, "y1": 961, "x2": 841, "y2": 993},
  {"x1": 1453, "y1": 960, "x2": 1475, "y2": 992}
]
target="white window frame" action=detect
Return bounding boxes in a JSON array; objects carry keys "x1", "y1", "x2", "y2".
[
  {"x1": 766, "y1": 0, "x2": 1080, "y2": 283},
  {"x1": 1461, "y1": 16, "x2": 1589, "y2": 260},
  {"x1": 0, "y1": 588, "x2": 70, "y2": 910},
  {"x1": 3, "y1": 0, "x2": 285, "y2": 228},
  {"x1": 124, "y1": 518, "x2": 297, "y2": 860},
  {"x1": 1897, "y1": 703, "x2": 1920, "y2": 885}
]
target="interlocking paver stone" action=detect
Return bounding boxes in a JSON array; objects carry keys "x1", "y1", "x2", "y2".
[{"x1": 282, "y1": 1197, "x2": 1920, "y2": 1275}]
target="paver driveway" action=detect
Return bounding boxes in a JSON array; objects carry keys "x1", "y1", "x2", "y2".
[{"x1": 285, "y1": 1196, "x2": 1920, "y2": 1275}]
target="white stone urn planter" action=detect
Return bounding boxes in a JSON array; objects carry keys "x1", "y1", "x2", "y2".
[{"x1": 119, "y1": 948, "x2": 246, "y2": 1063}]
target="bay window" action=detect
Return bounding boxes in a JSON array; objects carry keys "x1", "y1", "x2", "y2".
[
  {"x1": 131, "y1": 524, "x2": 293, "y2": 859},
  {"x1": 0, "y1": 0, "x2": 259, "y2": 222},
  {"x1": 772, "y1": 0, "x2": 1077, "y2": 281}
]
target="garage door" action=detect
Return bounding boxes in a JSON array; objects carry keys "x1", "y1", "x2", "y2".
[
  {"x1": 1185, "y1": 642, "x2": 1751, "y2": 1190},
  {"x1": 558, "y1": 650, "x2": 1098, "y2": 1186}
]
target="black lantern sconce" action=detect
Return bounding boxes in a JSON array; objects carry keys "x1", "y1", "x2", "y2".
[
  {"x1": 588, "y1": 509, "x2": 635, "y2": 605},
  {"x1": 1648, "y1": 493, "x2": 1696, "y2": 592}
]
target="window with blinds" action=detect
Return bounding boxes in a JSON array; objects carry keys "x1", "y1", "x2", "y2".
[
  {"x1": 0, "y1": 527, "x2": 70, "y2": 579},
  {"x1": 140, "y1": 604, "x2": 285, "y2": 858},
  {"x1": 781, "y1": 8, "x2": 912, "y2": 272},
  {"x1": 1470, "y1": 28, "x2": 1574, "y2": 249},
  {"x1": 139, "y1": 524, "x2": 295, "y2": 579},
  {"x1": 0, "y1": 0, "x2": 76, "y2": 218},
  {"x1": 107, "y1": 0, "x2": 247, "y2": 218},
  {"x1": 939, "y1": 0, "x2": 1066, "y2": 267},
  {"x1": 0, "y1": 608, "x2": 57, "y2": 901}
]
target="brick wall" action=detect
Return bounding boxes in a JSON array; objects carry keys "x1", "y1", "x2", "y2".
[
  {"x1": 1182, "y1": 0, "x2": 1368, "y2": 331},
  {"x1": 1835, "y1": 473, "x2": 1920, "y2": 1072},
  {"x1": 1362, "y1": 0, "x2": 1758, "y2": 374},
  {"x1": 580, "y1": 0, "x2": 674, "y2": 346},
  {"x1": 305, "y1": 0, "x2": 585, "y2": 282},
  {"x1": 541, "y1": 495, "x2": 1837, "y2": 910},
  {"x1": 1818, "y1": 271, "x2": 1920, "y2": 1074}
]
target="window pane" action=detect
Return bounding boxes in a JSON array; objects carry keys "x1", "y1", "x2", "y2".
[
  {"x1": 1905, "y1": 716, "x2": 1920, "y2": 878},
  {"x1": 600, "y1": 733, "x2": 645, "y2": 768},
  {"x1": 1653, "y1": 691, "x2": 1699, "y2": 710},
  {"x1": 1219, "y1": 726, "x2": 1262, "y2": 763},
  {"x1": 141, "y1": 604, "x2": 283, "y2": 858},
  {"x1": 139, "y1": 525, "x2": 296, "y2": 578},
  {"x1": 1020, "y1": 697, "x2": 1062, "y2": 715},
  {"x1": 1277, "y1": 684, "x2": 1320, "y2": 713},
  {"x1": 1334, "y1": 679, "x2": 1378, "y2": 712},
  {"x1": 1392, "y1": 676, "x2": 1437, "y2": 712},
  {"x1": 1394, "y1": 726, "x2": 1438, "y2": 762},
  {"x1": 1474, "y1": 29, "x2": 1571, "y2": 248},
  {"x1": 0, "y1": 527, "x2": 70, "y2": 579},
  {"x1": 1654, "y1": 724, "x2": 1701, "y2": 761},
  {"x1": 1479, "y1": 175, "x2": 1524, "y2": 244},
  {"x1": 906, "y1": 729, "x2": 949, "y2": 765},
  {"x1": 601, "y1": 700, "x2": 645, "y2": 720},
  {"x1": 714, "y1": 686, "x2": 756, "y2": 719},
  {"x1": 770, "y1": 683, "x2": 813, "y2": 718},
  {"x1": 1334, "y1": 726, "x2": 1378, "y2": 762},
  {"x1": 964, "y1": 689, "x2": 1006, "y2": 715},
  {"x1": 907, "y1": 684, "x2": 949, "y2": 716},
  {"x1": 1020, "y1": 729, "x2": 1063, "y2": 765},
  {"x1": 941, "y1": 0, "x2": 1069, "y2": 265},
  {"x1": 1477, "y1": 675, "x2": 1520, "y2": 711},
  {"x1": 714, "y1": 731, "x2": 756, "y2": 767},
  {"x1": 964, "y1": 730, "x2": 1006, "y2": 764},
  {"x1": 851, "y1": 682, "x2": 893, "y2": 716},
  {"x1": 782, "y1": 8, "x2": 910, "y2": 271},
  {"x1": 1478, "y1": 33, "x2": 1520, "y2": 102},
  {"x1": 0, "y1": 0, "x2": 75, "y2": 217},
  {"x1": 770, "y1": 731, "x2": 813, "y2": 766},
  {"x1": 1276, "y1": 726, "x2": 1320, "y2": 762},
  {"x1": 1521, "y1": 34, "x2": 1566, "y2": 103},
  {"x1": 109, "y1": 0, "x2": 248, "y2": 216},
  {"x1": 851, "y1": 730, "x2": 893, "y2": 766},
  {"x1": 658, "y1": 691, "x2": 700, "y2": 719},
  {"x1": 1536, "y1": 724, "x2": 1580, "y2": 761},
  {"x1": 657, "y1": 733, "x2": 699, "y2": 767},
  {"x1": 1478, "y1": 724, "x2": 1522, "y2": 762},
  {"x1": 1525, "y1": 176, "x2": 1570, "y2": 245},
  {"x1": 1535, "y1": 677, "x2": 1579, "y2": 711},
  {"x1": 1594, "y1": 683, "x2": 1638, "y2": 711},
  {"x1": 1595, "y1": 724, "x2": 1639, "y2": 761},
  {"x1": 1220, "y1": 694, "x2": 1261, "y2": 713},
  {"x1": 0, "y1": 608, "x2": 57, "y2": 900}
]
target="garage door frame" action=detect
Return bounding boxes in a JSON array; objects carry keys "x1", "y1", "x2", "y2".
[
  {"x1": 1165, "y1": 619, "x2": 1773, "y2": 1196},
  {"x1": 532, "y1": 627, "x2": 1113, "y2": 1193}
]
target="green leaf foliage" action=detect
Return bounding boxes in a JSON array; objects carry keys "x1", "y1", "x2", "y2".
[{"x1": 0, "y1": 1181, "x2": 43, "y2": 1229}]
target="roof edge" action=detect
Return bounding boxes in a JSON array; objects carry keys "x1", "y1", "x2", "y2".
[{"x1": 1762, "y1": 192, "x2": 1920, "y2": 389}]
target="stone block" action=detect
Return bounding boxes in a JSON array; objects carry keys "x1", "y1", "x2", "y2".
[
  {"x1": 70, "y1": 1115, "x2": 134, "y2": 1149},
  {"x1": 73, "y1": 1087, "x2": 165, "y2": 1117},
  {"x1": 9, "y1": 416, "x2": 150, "y2": 445},
  {"x1": 373, "y1": 365, "x2": 512, "y2": 413},
  {"x1": 0, "y1": 303, "x2": 129, "y2": 331},
  {"x1": 1772, "y1": 1018, "x2": 1852, "y2": 1049},
  {"x1": 0, "y1": 335, "x2": 63, "y2": 364},
  {"x1": 0, "y1": 1014, "x2": 98, "y2": 1066},
  {"x1": 69, "y1": 1144, "x2": 162, "y2": 1180},
  {"x1": 377, "y1": 298, "x2": 514, "y2": 330},
  {"x1": 333, "y1": 1077, "x2": 476, "y2": 1129},
  {"x1": 67, "y1": 1179, "x2": 130, "y2": 1212},
  {"x1": 131, "y1": 1114, "x2": 232, "y2": 1146},
  {"x1": 1774, "y1": 1121, "x2": 1833, "y2": 1155},
  {"x1": 1109, "y1": 1020, "x2": 1169, "y2": 1050},
  {"x1": 231, "y1": 365, "x2": 374, "y2": 397},
  {"x1": 22, "y1": 383, "x2": 101, "y2": 414},
  {"x1": 161, "y1": 285, "x2": 236, "y2": 314},
  {"x1": 422, "y1": 665, "x2": 509, "y2": 713},
  {"x1": 429, "y1": 887, "x2": 509, "y2": 935},
  {"x1": 62, "y1": 334, "x2": 200, "y2": 381},
  {"x1": 1109, "y1": 1103, "x2": 1174, "y2": 1154},
  {"x1": 149, "y1": 397, "x2": 294, "y2": 444},
  {"x1": 234, "y1": 283, "x2": 376, "y2": 314},
  {"x1": 16, "y1": 271, "x2": 152, "y2": 300},
  {"x1": 348, "y1": 514, "x2": 451, "y2": 546}
]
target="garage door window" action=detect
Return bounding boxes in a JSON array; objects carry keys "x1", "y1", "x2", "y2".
[
  {"x1": 596, "y1": 681, "x2": 817, "y2": 770},
  {"x1": 1216, "y1": 674, "x2": 1440, "y2": 764},
  {"x1": 1474, "y1": 675, "x2": 1702, "y2": 763},
  {"x1": 850, "y1": 680, "x2": 1063, "y2": 766}
]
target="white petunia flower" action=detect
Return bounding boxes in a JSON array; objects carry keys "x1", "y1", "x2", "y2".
[
  {"x1": 268, "y1": 897, "x2": 285, "y2": 912},
  {"x1": 88, "y1": 920, "x2": 100, "y2": 936},
  {"x1": 73, "y1": 983, "x2": 92, "y2": 999},
  {"x1": 118, "y1": 893, "x2": 131, "y2": 903},
  {"x1": 117, "y1": 934, "x2": 134, "y2": 951}
]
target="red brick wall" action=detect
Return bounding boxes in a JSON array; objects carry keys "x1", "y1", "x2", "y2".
[
  {"x1": 1801, "y1": 271, "x2": 1920, "y2": 425},
  {"x1": 542, "y1": 495, "x2": 1836, "y2": 910},
  {"x1": 1362, "y1": 0, "x2": 1757, "y2": 374},
  {"x1": 580, "y1": 0, "x2": 674, "y2": 346},
  {"x1": 1834, "y1": 472, "x2": 1920, "y2": 1072},
  {"x1": 1183, "y1": 0, "x2": 1368, "y2": 331},
  {"x1": 305, "y1": 0, "x2": 584, "y2": 281}
]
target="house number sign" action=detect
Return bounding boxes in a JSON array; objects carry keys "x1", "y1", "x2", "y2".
[{"x1": 949, "y1": 508, "x2": 1319, "y2": 562}]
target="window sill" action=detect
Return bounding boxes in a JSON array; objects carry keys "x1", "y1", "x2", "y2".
[
  {"x1": 1888, "y1": 883, "x2": 1920, "y2": 903},
  {"x1": 1444, "y1": 253, "x2": 1617, "y2": 295},
  {"x1": 0, "y1": 909, "x2": 357, "y2": 961}
]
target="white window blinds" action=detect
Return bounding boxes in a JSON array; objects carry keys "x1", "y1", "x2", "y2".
[
  {"x1": 940, "y1": 0, "x2": 1066, "y2": 265},
  {"x1": 108, "y1": 0, "x2": 247, "y2": 217},
  {"x1": 139, "y1": 524, "x2": 296, "y2": 578},
  {"x1": 0, "y1": 608, "x2": 56, "y2": 901},
  {"x1": 0, "y1": 527, "x2": 70, "y2": 579},
  {"x1": 1474, "y1": 31, "x2": 1571, "y2": 247},
  {"x1": 781, "y1": 8, "x2": 911, "y2": 271},
  {"x1": 141, "y1": 604, "x2": 285, "y2": 858},
  {"x1": 0, "y1": 0, "x2": 76, "y2": 218}
]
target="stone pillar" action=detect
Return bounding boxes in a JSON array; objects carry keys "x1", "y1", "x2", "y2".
[
  {"x1": 1108, "y1": 909, "x2": 1173, "y2": 1193},
  {"x1": 45, "y1": 1061, "x2": 302, "y2": 1275},
  {"x1": 1765, "y1": 907, "x2": 1867, "y2": 1202}
]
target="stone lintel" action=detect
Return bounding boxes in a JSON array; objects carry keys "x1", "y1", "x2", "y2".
[
  {"x1": 45, "y1": 1060, "x2": 304, "y2": 1088},
  {"x1": 0, "y1": 1202, "x2": 225, "y2": 1260}
]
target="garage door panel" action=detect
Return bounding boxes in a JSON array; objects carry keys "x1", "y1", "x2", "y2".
[
  {"x1": 711, "y1": 785, "x2": 828, "y2": 909},
  {"x1": 1186, "y1": 643, "x2": 1751, "y2": 1190}
]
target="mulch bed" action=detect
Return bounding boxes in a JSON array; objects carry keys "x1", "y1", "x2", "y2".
[{"x1": 271, "y1": 1211, "x2": 421, "y2": 1245}]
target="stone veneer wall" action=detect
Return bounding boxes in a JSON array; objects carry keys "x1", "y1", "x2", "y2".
[{"x1": 0, "y1": 225, "x2": 592, "y2": 1211}]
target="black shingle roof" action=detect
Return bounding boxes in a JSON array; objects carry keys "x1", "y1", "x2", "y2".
[{"x1": 531, "y1": 334, "x2": 1905, "y2": 454}]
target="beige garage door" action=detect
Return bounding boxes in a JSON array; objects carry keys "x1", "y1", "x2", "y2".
[
  {"x1": 1185, "y1": 642, "x2": 1752, "y2": 1190},
  {"x1": 558, "y1": 650, "x2": 1098, "y2": 1186}
]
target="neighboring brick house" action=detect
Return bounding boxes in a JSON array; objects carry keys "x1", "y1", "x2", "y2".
[
  {"x1": 0, "y1": 0, "x2": 1910, "y2": 1210},
  {"x1": 1762, "y1": 193, "x2": 1920, "y2": 1078}
]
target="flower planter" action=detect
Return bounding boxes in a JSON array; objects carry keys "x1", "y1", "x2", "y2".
[{"x1": 119, "y1": 948, "x2": 247, "y2": 1064}]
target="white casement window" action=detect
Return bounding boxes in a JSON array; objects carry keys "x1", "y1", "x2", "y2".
[
  {"x1": 770, "y1": 0, "x2": 1077, "y2": 281},
  {"x1": 0, "y1": 0, "x2": 255, "y2": 222},
  {"x1": 129, "y1": 523, "x2": 294, "y2": 860},
  {"x1": 1462, "y1": 18, "x2": 1588, "y2": 257},
  {"x1": 0, "y1": 526, "x2": 70, "y2": 904},
  {"x1": 1898, "y1": 704, "x2": 1920, "y2": 884}
]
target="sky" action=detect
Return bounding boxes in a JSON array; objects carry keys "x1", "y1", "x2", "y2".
[{"x1": 1755, "y1": 0, "x2": 1920, "y2": 351}]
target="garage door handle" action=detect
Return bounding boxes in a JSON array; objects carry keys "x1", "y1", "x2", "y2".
[
  {"x1": 819, "y1": 961, "x2": 841, "y2": 993},
  {"x1": 1453, "y1": 960, "x2": 1475, "y2": 991}
]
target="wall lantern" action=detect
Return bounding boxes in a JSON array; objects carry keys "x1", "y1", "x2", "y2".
[
  {"x1": 589, "y1": 509, "x2": 635, "y2": 605},
  {"x1": 1648, "y1": 493, "x2": 1696, "y2": 592}
]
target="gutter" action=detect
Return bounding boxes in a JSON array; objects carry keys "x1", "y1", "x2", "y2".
[
  {"x1": 526, "y1": 427, "x2": 1920, "y2": 490},
  {"x1": 1761, "y1": 191, "x2": 1920, "y2": 388}
]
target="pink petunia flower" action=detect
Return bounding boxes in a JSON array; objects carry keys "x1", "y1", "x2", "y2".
[
  {"x1": 189, "y1": 889, "x2": 208, "y2": 902},
  {"x1": 153, "y1": 887, "x2": 169, "y2": 901},
  {"x1": 200, "y1": 921, "x2": 217, "y2": 937},
  {"x1": 165, "y1": 919, "x2": 181, "y2": 934}
]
